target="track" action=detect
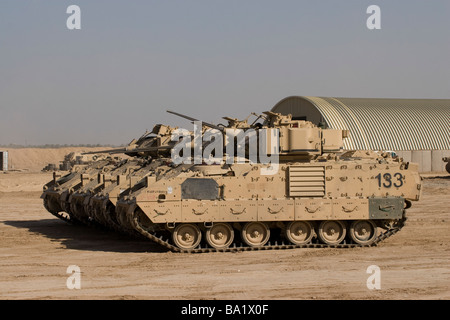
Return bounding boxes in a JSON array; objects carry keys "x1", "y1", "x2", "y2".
[
  {"x1": 43, "y1": 197, "x2": 407, "y2": 253},
  {"x1": 43, "y1": 196, "x2": 80, "y2": 225},
  {"x1": 130, "y1": 207, "x2": 406, "y2": 253}
]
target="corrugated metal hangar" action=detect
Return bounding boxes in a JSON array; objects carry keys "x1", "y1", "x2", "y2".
[{"x1": 271, "y1": 96, "x2": 450, "y2": 172}]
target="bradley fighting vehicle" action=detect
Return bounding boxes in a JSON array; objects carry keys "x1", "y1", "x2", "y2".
[
  {"x1": 113, "y1": 110, "x2": 421, "y2": 252},
  {"x1": 41, "y1": 124, "x2": 178, "y2": 227},
  {"x1": 42, "y1": 152, "x2": 103, "y2": 172},
  {"x1": 443, "y1": 157, "x2": 450, "y2": 174},
  {"x1": 42, "y1": 110, "x2": 422, "y2": 253}
]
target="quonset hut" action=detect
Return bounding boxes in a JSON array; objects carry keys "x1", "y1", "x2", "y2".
[{"x1": 271, "y1": 96, "x2": 450, "y2": 172}]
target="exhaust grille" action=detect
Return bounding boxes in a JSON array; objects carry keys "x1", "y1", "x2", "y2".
[{"x1": 288, "y1": 166, "x2": 325, "y2": 198}]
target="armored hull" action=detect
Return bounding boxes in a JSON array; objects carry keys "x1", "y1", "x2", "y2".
[
  {"x1": 41, "y1": 157, "x2": 120, "y2": 224},
  {"x1": 115, "y1": 150, "x2": 421, "y2": 252},
  {"x1": 68, "y1": 158, "x2": 146, "y2": 227}
]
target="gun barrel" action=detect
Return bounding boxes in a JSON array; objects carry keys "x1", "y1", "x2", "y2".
[
  {"x1": 167, "y1": 110, "x2": 224, "y2": 132},
  {"x1": 129, "y1": 146, "x2": 172, "y2": 153},
  {"x1": 167, "y1": 110, "x2": 199, "y2": 123},
  {"x1": 82, "y1": 145, "x2": 172, "y2": 156},
  {"x1": 82, "y1": 148, "x2": 127, "y2": 155}
]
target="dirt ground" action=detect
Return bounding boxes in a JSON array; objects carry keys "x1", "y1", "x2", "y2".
[
  {"x1": 0, "y1": 170, "x2": 449, "y2": 300},
  {"x1": 2, "y1": 147, "x2": 115, "y2": 172}
]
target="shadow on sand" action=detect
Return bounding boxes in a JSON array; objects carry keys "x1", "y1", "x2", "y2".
[
  {"x1": 422, "y1": 175, "x2": 450, "y2": 180},
  {"x1": 4, "y1": 218, "x2": 168, "y2": 253}
]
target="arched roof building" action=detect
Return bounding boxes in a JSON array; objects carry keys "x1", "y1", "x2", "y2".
[{"x1": 271, "y1": 96, "x2": 450, "y2": 172}]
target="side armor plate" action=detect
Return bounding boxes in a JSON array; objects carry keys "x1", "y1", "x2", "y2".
[
  {"x1": 181, "y1": 178, "x2": 219, "y2": 200},
  {"x1": 369, "y1": 197, "x2": 404, "y2": 220}
]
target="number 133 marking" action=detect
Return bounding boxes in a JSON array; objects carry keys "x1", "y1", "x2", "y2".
[{"x1": 375, "y1": 173, "x2": 404, "y2": 188}]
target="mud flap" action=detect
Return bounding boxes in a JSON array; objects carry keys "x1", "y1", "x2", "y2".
[{"x1": 369, "y1": 197, "x2": 404, "y2": 220}]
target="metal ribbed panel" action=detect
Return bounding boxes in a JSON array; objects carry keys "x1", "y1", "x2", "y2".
[
  {"x1": 272, "y1": 96, "x2": 450, "y2": 151},
  {"x1": 288, "y1": 166, "x2": 325, "y2": 198}
]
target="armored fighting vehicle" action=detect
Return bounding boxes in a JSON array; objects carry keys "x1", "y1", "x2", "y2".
[
  {"x1": 110, "y1": 111, "x2": 422, "y2": 252},
  {"x1": 41, "y1": 124, "x2": 178, "y2": 226},
  {"x1": 42, "y1": 155, "x2": 120, "y2": 224},
  {"x1": 443, "y1": 157, "x2": 450, "y2": 174},
  {"x1": 42, "y1": 152, "x2": 100, "y2": 172}
]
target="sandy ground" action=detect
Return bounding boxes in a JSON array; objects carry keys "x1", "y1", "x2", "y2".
[
  {"x1": 0, "y1": 170, "x2": 449, "y2": 300},
  {"x1": 2, "y1": 147, "x2": 113, "y2": 172}
]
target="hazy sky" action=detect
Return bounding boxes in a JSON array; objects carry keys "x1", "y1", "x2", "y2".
[{"x1": 0, "y1": 0, "x2": 449, "y2": 145}]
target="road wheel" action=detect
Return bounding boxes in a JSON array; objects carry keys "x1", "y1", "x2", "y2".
[
  {"x1": 317, "y1": 220, "x2": 346, "y2": 245},
  {"x1": 286, "y1": 221, "x2": 314, "y2": 245},
  {"x1": 172, "y1": 223, "x2": 202, "y2": 250},
  {"x1": 349, "y1": 220, "x2": 378, "y2": 245},
  {"x1": 241, "y1": 222, "x2": 270, "y2": 247},
  {"x1": 206, "y1": 223, "x2": 234, "y2": 249}
]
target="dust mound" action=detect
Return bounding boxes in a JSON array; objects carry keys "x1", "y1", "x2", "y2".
[{"x1": 2, "y1": 147, "x2": 109, "y2": 172}]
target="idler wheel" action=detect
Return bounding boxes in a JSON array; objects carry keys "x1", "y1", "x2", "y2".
[
  {"x1": 172, "y1": 223, "x2": 202, "y2": 250},
  {"x1": 349, "y1": 220, "x2": 378, "y2": 245},
  {"x1": 206, "y1": 223, "x2": 234, "y2": 249},
  {"x1": 286, "y1": 221, "x2": 314, "y2": 245},
  {"x1": 241, "y1": 222, "x2": 270, "y2": 247},
  {"x1": 317, "y1": 220, "x2": 346, "y2": 245}
]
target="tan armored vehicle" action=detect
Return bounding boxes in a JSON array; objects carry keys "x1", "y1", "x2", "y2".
[
  {"x1": 41, "y1": 125, "x2": 178, "y2": 226},
  {"x1": 60, "y1": 152, "x2": 100, "y2": 171},
  {"x1": 42, "y1": 151, "x2": 100, "y2": 172},
  {"x1": 68, "y1": 158, "x2": 146, "y2": 226},
  {"x1": 87, "y1": 159, "x2": 163, "y2": 232},
  {"x1": 111, "y1": 111, "x2": 422, "y2": 252},
  {"x1": 443, "y1": 157, "x2": 450, "y2": 174},
  {"x1": 42, "y1": 155, "x2": 120, "y2": 224}
]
